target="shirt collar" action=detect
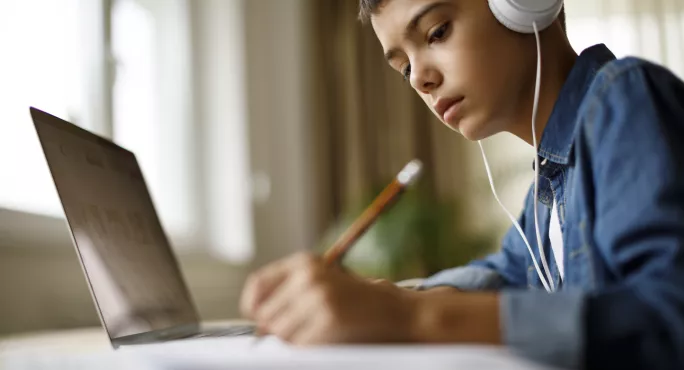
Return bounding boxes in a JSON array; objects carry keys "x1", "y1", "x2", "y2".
[{"x1": 538, "y1": 44, "x2": 616, "y2": 165}]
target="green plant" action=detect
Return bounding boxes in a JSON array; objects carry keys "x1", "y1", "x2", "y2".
[{"x1": 318, "y1": 184, "x2": 496, "y2": 281}]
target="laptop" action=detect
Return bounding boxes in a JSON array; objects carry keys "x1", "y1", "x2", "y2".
[{"x1": 29, "y1": 107, "x2": 254, "y2": 348}]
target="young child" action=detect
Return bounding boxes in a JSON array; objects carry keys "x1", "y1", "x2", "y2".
[{"x1": 240, "y1": 1, "x2": 684, "y2": 369}]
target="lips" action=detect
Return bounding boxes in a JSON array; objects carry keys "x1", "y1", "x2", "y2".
[{"x1": 433, "y1": 97, "x2": 464, "y2": 123}]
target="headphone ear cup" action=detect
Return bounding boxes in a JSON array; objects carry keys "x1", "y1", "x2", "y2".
[{"x1": 489, "y1": 0, "x2": 563, "y2": 34}]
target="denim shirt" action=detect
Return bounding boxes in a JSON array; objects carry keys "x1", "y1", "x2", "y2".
[{"x1": 422, "y1": 44, "x2": 684, "y2": 370}]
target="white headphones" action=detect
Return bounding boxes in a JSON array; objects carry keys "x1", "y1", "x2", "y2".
[{"x1": 489, "y1": 0, "x2": 564, "y2": 34}]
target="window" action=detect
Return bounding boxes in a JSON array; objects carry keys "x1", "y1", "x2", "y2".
[
  {"x1": 0, "y1": 0, "x2": 86, "y2": 217},
  {"x1": 111, "y1": 0, "x2": 254, "y2": 261},
  {"x1": 0, "y1": 0, "x2": 254, "y2": 262},
  {"x1": 111, "y1": 0, "x2": 198, "y2": 248}
]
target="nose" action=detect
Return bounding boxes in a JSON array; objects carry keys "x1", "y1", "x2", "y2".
[{"x1": 410, "y1": 59, "x2": 442, "y2": 94}]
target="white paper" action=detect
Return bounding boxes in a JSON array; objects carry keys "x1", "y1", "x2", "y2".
[{"x1": 2, "y1": 336, "x2": 560, "y2": 370}]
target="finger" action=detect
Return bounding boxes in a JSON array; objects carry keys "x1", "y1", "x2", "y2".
[
  {"x1": 253, "y1": 326, "x2": 269, "y2": 337},
  {"x1": 288, "y1": 308, "x2": 339, "y2": 346},
  {"x1": 255, "y1": 271, "x2": 310, "y2": 326},
  {"x1": 240, "y1": 252, "x2": 320, "y2": 318},
  {"x1": 240, "y1": 260, "x2": 294, "y2": 319},
  {"x1": 268, "y1": 290, "x2": 323, "y2": 343}
]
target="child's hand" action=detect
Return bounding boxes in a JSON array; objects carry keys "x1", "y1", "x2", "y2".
[{"x1": 240, "y1": 252, "x2": 418, "y2": 344}]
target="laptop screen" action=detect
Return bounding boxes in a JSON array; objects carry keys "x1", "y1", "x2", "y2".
[{"x1": 31, "y1": 109, "x2": 199, "y2": 339}]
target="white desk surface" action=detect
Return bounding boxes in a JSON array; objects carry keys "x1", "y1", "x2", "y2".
[{"x1": 0, "y1": 326, "x2": 560, "y2": 370}]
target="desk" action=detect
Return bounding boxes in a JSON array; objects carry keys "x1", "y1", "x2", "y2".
[{"x1": 0, "y1": 327, "x2": 560, "y2": 370}]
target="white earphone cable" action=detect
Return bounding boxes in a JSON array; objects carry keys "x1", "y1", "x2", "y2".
[
  {"x1": 477, "y1": 141, "x2": 551, "y2": 292},
  {"x1": 473, "y1": 21, "x2": 554, "y2": 293},
  {"x1": 531, "y1": 22, "x2": 555, "y2": 291}
]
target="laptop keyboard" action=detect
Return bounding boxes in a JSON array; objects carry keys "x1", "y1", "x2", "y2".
[{"x1": 185, "y1": 325, "x2": 256, "y2": 339}]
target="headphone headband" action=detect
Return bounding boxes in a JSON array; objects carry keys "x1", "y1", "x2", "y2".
[{"x1": 489, "y1": 0, "x2": 563, "y2": 34}]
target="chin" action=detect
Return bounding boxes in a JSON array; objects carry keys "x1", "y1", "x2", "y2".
[{"x1": 453, "y1": 116, "x2": 490, "y2": 141}]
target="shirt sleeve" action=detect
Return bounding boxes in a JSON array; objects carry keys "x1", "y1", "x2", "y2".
[
  {"x1": 582, "y1": 60, "x2": 684, "y2": 369},
  {"x1": 421, "y1": 189, "x2": 533, "y2": 291},
  {"x1": 503, "y1": 60, "x2": 684, "y2": 370}
]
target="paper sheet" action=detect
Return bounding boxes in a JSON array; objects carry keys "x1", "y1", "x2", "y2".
[{"x1": 2, "y1": 336, "x2": 560, "y2": 370}]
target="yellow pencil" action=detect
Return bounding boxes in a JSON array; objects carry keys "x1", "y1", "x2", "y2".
[{"x1": 323, "y1": 159, "x2": 423, "y2": 264}]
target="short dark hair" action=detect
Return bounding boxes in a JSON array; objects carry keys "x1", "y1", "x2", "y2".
[
  {"x1": 358, "y1": 0, "x2": 566, "y2": 34},
  {"x1": 358, "y1": 0, "x2": 383, "y2": 23}
]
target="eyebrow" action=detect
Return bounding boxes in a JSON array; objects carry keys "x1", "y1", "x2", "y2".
[{"x1": 384, "y1": 1, "x2": 451, "y2": 63}]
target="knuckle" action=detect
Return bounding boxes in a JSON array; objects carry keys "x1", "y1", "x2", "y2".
[
  {"x1": 295, "y1": 252, "x2": 319, "y2": 267},
  {"x1": 248, "y1": 273, "x2": 266, "y2": 294},
  {"x1": 299, "y1": 266, "x2": 321, "y2": 284}
]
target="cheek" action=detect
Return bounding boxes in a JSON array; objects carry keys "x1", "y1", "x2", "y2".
[
  {"x1": 447, "y1": 38, "x2": 530, "y2": 120},
  {"x1": 434, "y1": 51, "x2": 524, "y2": 139},
  {"x1": 473, "y1": 48, "x2": 533, "y2": 126},
  {"x1": 444, "y1": 18, "x2": 530, "y2": 108}
]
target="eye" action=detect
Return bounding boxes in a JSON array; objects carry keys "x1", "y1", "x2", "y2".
[
  {"x1": 402, "y1": 64, "x2": 412, "y2": 81},
  {"x1": 428, "y1": 22, "x2": 451, "y2": 44}
]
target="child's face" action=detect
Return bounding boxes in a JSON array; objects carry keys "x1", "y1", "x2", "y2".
[{"x1": 371, "y1": 0, "x2": 536, "y2": 140}]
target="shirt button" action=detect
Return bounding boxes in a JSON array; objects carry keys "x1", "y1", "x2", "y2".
[{"x1": 532, "y1": 158, "x2": 549, "y2": 170}]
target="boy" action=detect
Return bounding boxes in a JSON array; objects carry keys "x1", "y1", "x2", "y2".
[{"x1": 240, "y1": 1, "x2": 684, "y2": 369}]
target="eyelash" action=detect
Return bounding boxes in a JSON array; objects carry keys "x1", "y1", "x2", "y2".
[
  {"x1": 429, "y1": 21, "x2": 451, "y2": 43},
  {"x1": 402, "y1": 21, "x2": 452, "y2": 81},
  {"x1": 402, "y1": 65, "x2": 412, "y2": 81}
]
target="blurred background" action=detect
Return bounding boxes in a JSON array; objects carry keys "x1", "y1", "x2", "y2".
[{"x1": 0, "y1": 0, "x2": 682, "y2": 337}]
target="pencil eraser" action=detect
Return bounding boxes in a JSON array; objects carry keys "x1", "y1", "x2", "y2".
[{"x1": 397, "y1": 159, "x2": 423, "y2": 186}]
